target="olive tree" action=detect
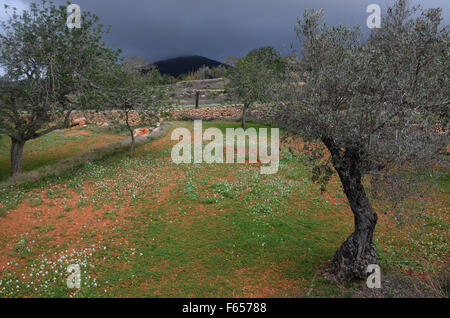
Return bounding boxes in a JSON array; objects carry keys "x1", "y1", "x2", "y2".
[
  {"x1": 226, "y1": 46, "x2": 285, "y2": 129},
  {"x1": 274, "y1": 1, "x2": 449, "y2": 281},
  {"x1": 99, "y1": 63, "x2": 168, "y2": 157},
  {"x1": 0, "y1": 0, "x2": 118, "y2": 176}
]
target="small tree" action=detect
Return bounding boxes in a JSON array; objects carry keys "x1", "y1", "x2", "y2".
[
  {"x1": 210, "y1": 65, "x2": 228, "y2": 79},
  {"x1": 195, "y1": 65, "x2": 212, "y2": 80},
  {"x1": 100, "y1": 63, "x2": 168, "y2": 157},
  {"x1": 275, "y1": 1, "x2": 449, "y2": 281},
  {"x1": 0, "y1": 0, "x2": 118, "y2": 176},
  {"x1": 226, "y1": 47, "x2": 285, "y2": 129}
]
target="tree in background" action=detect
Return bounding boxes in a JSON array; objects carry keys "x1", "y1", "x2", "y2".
[
  {"x1": 179, "y1": 65, "x2": 228, "y2": 81},
  {"x1": 226, "y1": 47, "x2": 286, "y2": 129},
  {"x1": 99, "y1": 62, "x2": 169, "y2": 157},
  {"x1": 210, "y1": 65, "x2": 228, "y2": 79},
  {"x1": 274, "y1": 0, "x2": 449, "y2": 281},
  {"x1": 197, "y1": 65, "x2": 227, "y2": 79},
  {"x1": 0, "y1": 0, "x2": 118, "y2": 176}
]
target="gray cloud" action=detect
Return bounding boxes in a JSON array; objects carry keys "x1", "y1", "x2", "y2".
[{"x1": 1, "y1": 0, "x2": 449, "y2": 63}]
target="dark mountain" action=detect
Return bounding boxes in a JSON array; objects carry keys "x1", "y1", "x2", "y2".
[{"x1": 148, "y1": 55, "x2": 227, "y2": 77}]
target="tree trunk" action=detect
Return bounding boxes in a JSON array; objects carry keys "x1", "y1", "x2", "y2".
[
  {"x1": 331, "y1": 167, "x2": 378, "y2": 282},
  {"x1": 241, "y1": 103, "x2": 248, "y2": 129},
  {"x1": 129, "y1": 131, "x2": 136, "y2": 158},
  {"x1": 10, "y1": 138, "x2": 25, "y2": 177},
  {"x1": 195, "y1": 91, "x2": 200, "y2": 109},
  {"x1": 125, "y1": 110, "x2": 135, "y2": 157}
]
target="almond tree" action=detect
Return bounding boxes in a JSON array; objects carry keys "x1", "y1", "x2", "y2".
[
  {"x1": 0, "y1": 0, "x2": 118, "y2": 176},
  {"x1": 275, "y1": 1, "x2": 449, "y2": 281}
]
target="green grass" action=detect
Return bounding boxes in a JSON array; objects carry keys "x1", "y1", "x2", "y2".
[
  {"x1": 0, "y1": 126, "x2": 125, "y2": 181},
  {"x1": 0, "y1": 121, "x2": 447, "y2": 298}
]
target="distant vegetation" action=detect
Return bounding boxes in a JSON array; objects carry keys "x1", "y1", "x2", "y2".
[
  {"x1": 147, "y1": 55, "x2": 228, "y2": 78},
  {"x1": 178, "y1": 64, "x2": 228, "y2": 81}
]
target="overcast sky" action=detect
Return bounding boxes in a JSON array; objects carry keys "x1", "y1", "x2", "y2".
[{"x1": 1, "y1": 0, "x2": 449, "y2": 63}]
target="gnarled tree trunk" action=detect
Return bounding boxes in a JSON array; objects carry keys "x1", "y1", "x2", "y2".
[
  {"x1": 321, "y1": 137, "x2": 378, "y2": 282},
  {"x1": 331, "y1": 166, "x2": 378, "y2": 282},
  {"x1": 10, "y1": 138, "x2": 25, "y2": 177}
]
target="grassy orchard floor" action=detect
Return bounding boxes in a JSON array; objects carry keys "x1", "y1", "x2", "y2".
[
  {"x1": 0, "y1": 121, "x2": 448, "y2": 297},
  {"x1": 0, "y1": 127, "x2": 126, "y2": 181}
]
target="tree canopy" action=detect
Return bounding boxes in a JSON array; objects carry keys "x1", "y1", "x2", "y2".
[
  {"x1": 226, "y1": 46, "x2": 286, "y2": 128},
  {"x1": 0, "y1": 0, "x2": 119, "y2": 176},
  {"x1": 97, "y1": 62, "x2": 169, "y2": 157},
  {"x1": 273, "y1": 0, "x2": 449, "y2": 281}
]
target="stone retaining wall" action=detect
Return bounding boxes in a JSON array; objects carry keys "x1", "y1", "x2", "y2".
[{"x1": 69, "y1": 105, "x2": 274, "y2": 126}]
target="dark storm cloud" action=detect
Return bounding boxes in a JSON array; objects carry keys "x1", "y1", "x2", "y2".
[{"x1": 2, "y1": 0, "x2": 450, "y2": 63}]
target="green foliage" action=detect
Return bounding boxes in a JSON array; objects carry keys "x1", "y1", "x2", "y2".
[
  {"x1": 97, "y1": 63, "x2": 170, "y2": 155},
  {"x1": 225, "y1": 46, "x2": 286, "y2": 107},
  {"x1": 277, "y1": 1, "x2": 449, "y2": 202},
  {"x1": 0, "y1": 0, "x2": 119, "y2": 175},
  {"x1": 182, "y1": 65, "x2": 228, "y2": 80}
]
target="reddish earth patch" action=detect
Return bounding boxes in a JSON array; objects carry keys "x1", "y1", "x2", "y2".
[
  {"x1": 49, "y1": 131, "x2": 124, "y2": 155},
  {"x1": 133, "y1": 128, "x2": 150, "y2": 137},
  {"x1": 157, "y1": 182, "x2": 180, "y2": 205},
  {"x1": 0, "y1": 126, "x2": 185, "y2": 271},
  {"x1": 233, "y1": 264, "x2": 304, "y2": 297},
  {"x1": 63, "y1": 130, "x2": 91, "y2": 136},
  {"x1": 0, "y1": 184, "x2": 132, "y2": 269}
]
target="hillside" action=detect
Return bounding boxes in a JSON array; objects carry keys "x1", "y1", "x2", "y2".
[{"x1": 148, "y1": 55, "x2": 227, "y2": 77}]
